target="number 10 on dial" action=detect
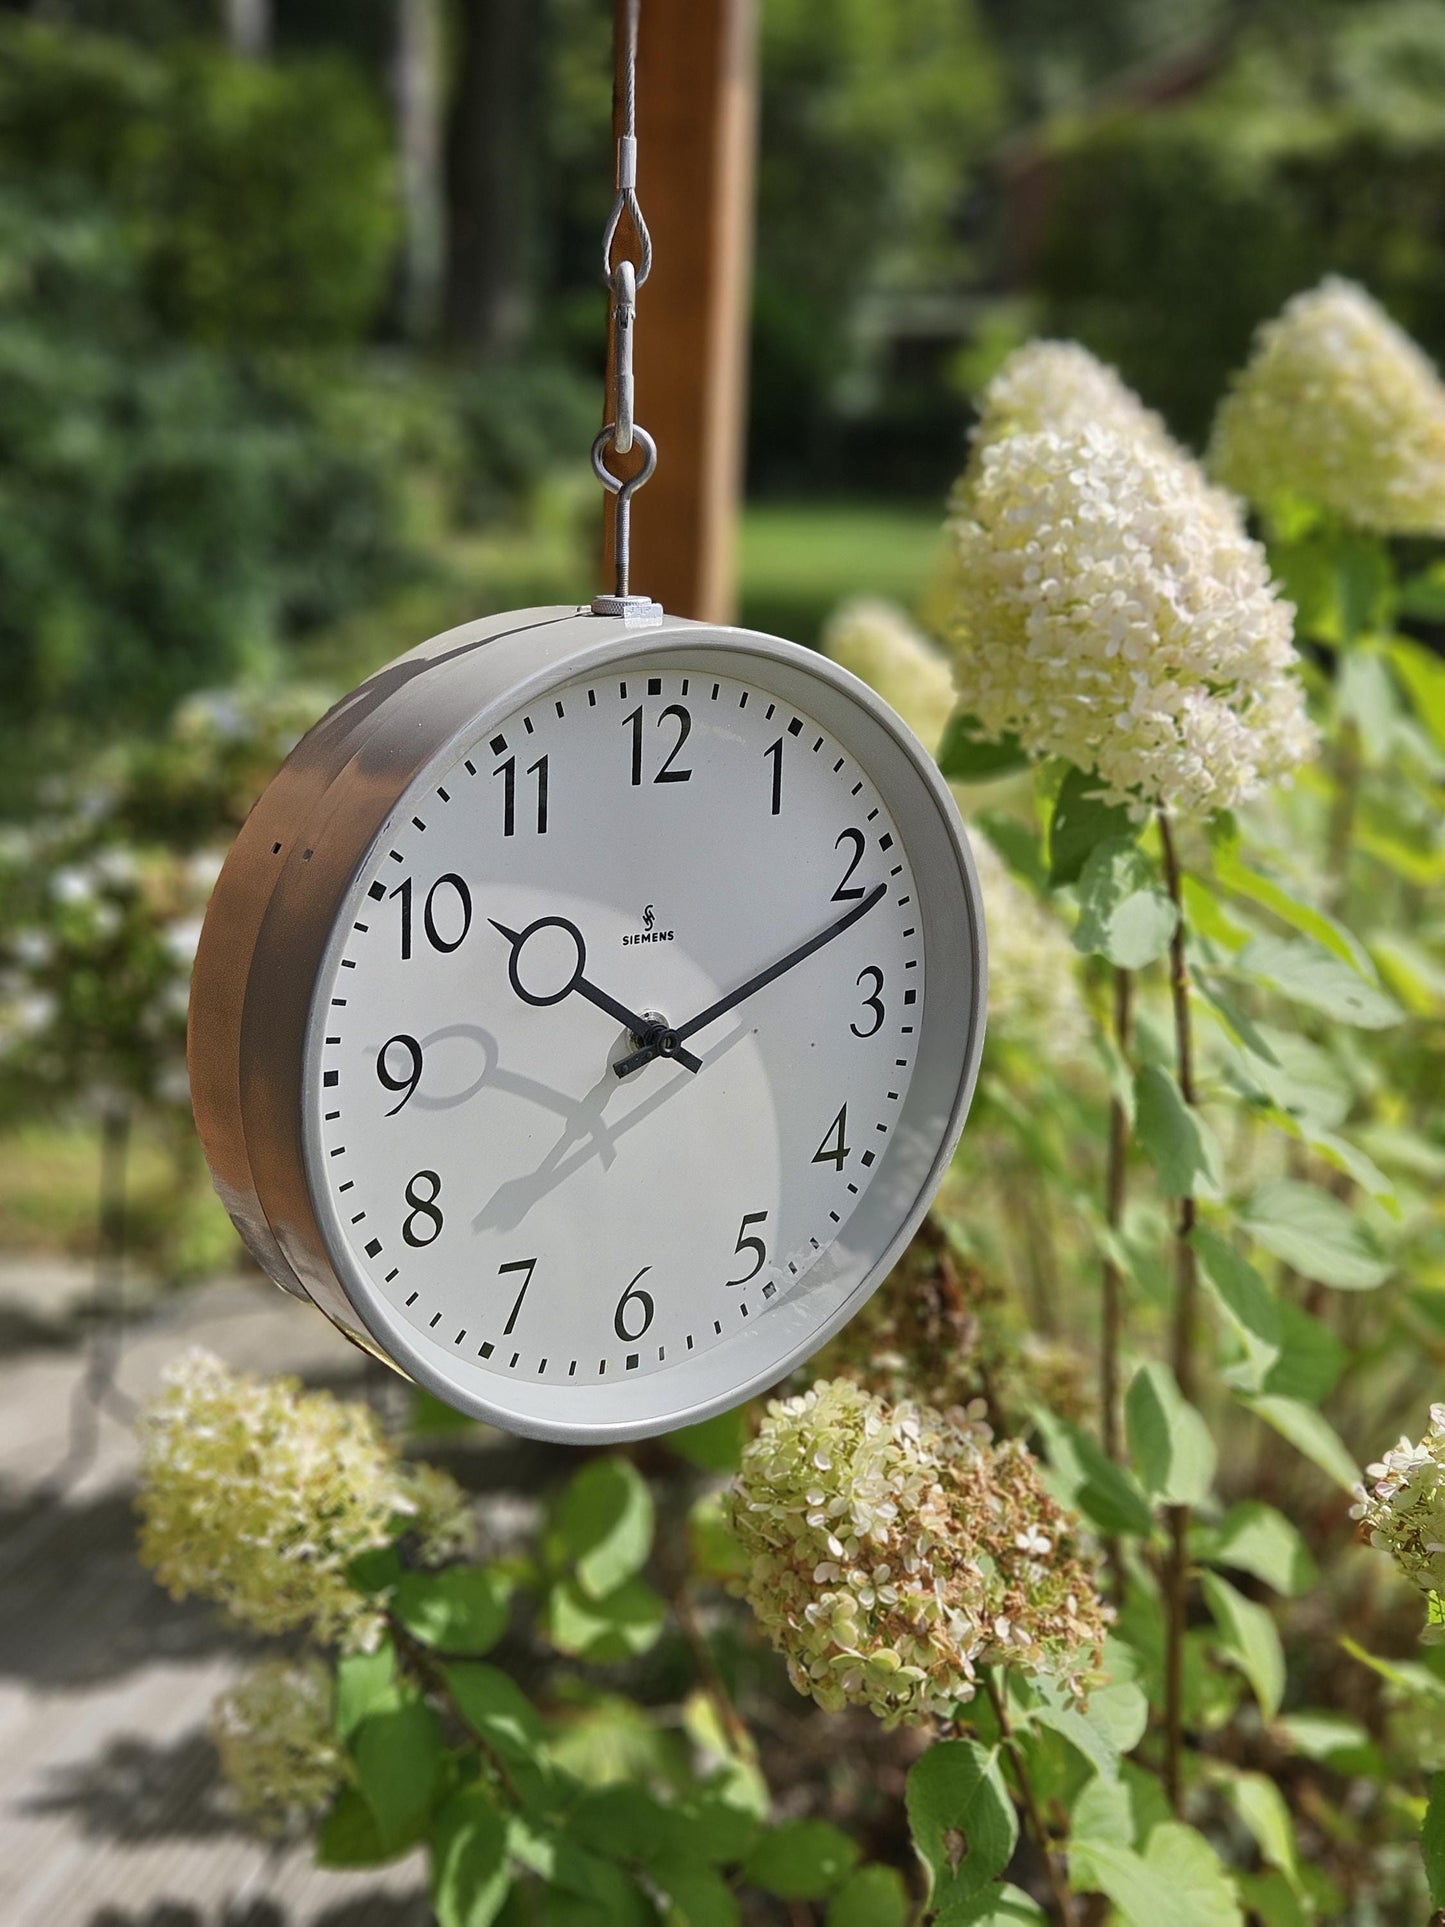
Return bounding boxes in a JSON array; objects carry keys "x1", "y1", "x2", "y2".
[{"x1": 189, "y1": 609, "x2": 987, "y2": 1442}]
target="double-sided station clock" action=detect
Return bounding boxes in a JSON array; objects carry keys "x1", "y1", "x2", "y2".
[{"x1": 189, "y1": 606, "x2": 987, "y2": 1441}]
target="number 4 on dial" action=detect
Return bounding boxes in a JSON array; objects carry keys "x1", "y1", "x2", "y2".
[{"x1": 813, "y1": 1105, "x2": 849, "y2": 1171}]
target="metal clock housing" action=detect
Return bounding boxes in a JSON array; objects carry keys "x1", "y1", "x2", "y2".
[{"x1": 190, "y1": 608, "x2": 987, "y2": 1441}]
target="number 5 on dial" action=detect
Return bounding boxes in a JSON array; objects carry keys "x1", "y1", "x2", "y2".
[{"x1": 726, "y1": 1210, "x2": 768, "y2": 1286}]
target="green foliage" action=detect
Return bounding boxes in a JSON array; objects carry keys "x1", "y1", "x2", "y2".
[
  {"x1": 1073, "y1": 840, "x2": 1177, "y2": 969},
  {"x1": 906, "y1": 1738, "x2": 1019, "y2": 1911},
  {"x1": 0, "y1": 21, "x2": 397, "y2": 347}
]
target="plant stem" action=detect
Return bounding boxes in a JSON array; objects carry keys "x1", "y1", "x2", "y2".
[
  {"x1": 1157, "y1": 811, "x2": 1197, "y2": 1816},
  {"x1": 1325, "y1": 714, "x2": 1361, "y2": 914},
  {"x1": 1100, "y1": 965, "x2": 1134, "y2": 1466},
  {"x1": 387, "y1": 1616, "x2": 525, "y2": 1807},
  {"x1": 670, "y1": 1578, "x2": 757, "y2": 1762},
  {"x1": 983, "y1": 1673, "x2": 1077, "y2": 1927}
]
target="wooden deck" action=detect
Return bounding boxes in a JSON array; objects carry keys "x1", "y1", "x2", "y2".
[{"x1": 0, "y1": 1271, "x2": 435, "y2": 1926}]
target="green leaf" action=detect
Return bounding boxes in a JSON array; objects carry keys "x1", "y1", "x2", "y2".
[
  {"x1": 1241, "y1": 1179, "x2": 1391, "y2": 1290},
  {"x1": 1193, "y1": 1227, "x2": 1281, "y2": 1392},
  {"x1": 353, "y1": 1699, "x2": 446, "y2": 1853},
  {"x1": 906, "y1": 1738, "x2": 1018, "y2": 1911},
  {"x1": 1034, "y1": 1409, "x2": 1154, "y2": 1538},
  {"x1": 742, "y1": 1820, "x2": 859, "y2": 1900},
  {"x1": 1273, "y1": 1710, "x2": 1380, "y2": 1772},
  {"x1": 1207, "y1": 1502, "x2": 1316, "y2": 1597},
  {"x1": 335, "y1": 1637, "x2": 401, "y2": 1740},
  {"x1": 1387, "y1": 633, "x2": 1445, "y2": 751},
  {"x1": 826, "y1": 1865, "x2": 909, "y2": 1927},
  {"x1": 346, "y1": 1544, "x2": 404, "y2": 1594},
  {"x1": 1235, "y1": 933, "x2": 1404, "y2": 1029},
  {"x1": 1070, "y1": 1767, "x2": 1167, "y2": 1853},
  {"x1": 1048, "y1": 765, "x2": 1137, "y2": 886},
  {"x1": 976, "y1": 811, "x2": 1047, "y2": 892},
  {"x1": 1134, "y1": 1064, "x2": 1223, "y2": 1200},
  {"x1": 666, "y1": 1408, "x2": 747, "y2": 1472},
  {"x1": 1073, "y1": 838, "x2": 1177, "y2": 968},
  {"x1": 543, "y1": 1574, "x2": 666, "y2": 1662},
  {"x1": 1126, "y1": 1362, "x2": 1216, "y2": 1506},
  {"x1": 654, "y1": 1862, "x2": 741, "y2": 1927},
  {"x1": 317, "y1": 1783, "x2": 399, "y2": 1868},
  {"x1": 1425, "y1": 1775, "x2": 1445, "y2": 1910},
  {"x1": 1200, "y1": 1572, "x2": 1285, "y2": 1718},
  {"x1": 394, "y1": 1566, "x2": 511, "y2": 1656},
  {"x1": 1244, "y1": 1394, "x2": 1358, "y2": 1491},
  {"x1": 1227, "y1": 1771, "x2": 1304, "y2": 1899},
  {"x1": 430, "y1": 1786, "x2": 511, "y2": 1927},
  {"x1": 1211, "y1": 845, "x2": 1372, "y2": 974},
  {"x1": 556, "y1": 1458, "x2": 655, "y2": 1600},
  {"x1": 1072, "y1": 1821, "x2": 1242, "y2": 1926},
  {"x1": 1233, "y1": 1871, "x2": 1310, "y2": 1927},
  {"x1": 938, "y1": 713, "x2": 1029, "y2": 781},
  {"x1": 444, "y1": 1664, "x2": 548, "y2": 1765},
  {"x1": 1259, "y1": 1299, "x2": 1347, "y2": 1403},
  {"x1": 1031, "y1": 1701, "x2": 1120, "y2": 1781},
  {"x1": 940, "y1": 1885, "x2": 1047, "y2": 1924}
]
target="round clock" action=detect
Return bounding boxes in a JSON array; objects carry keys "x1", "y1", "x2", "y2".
[{"x1": 189, "y1": 606, "x2": 987, "y2": 1442}]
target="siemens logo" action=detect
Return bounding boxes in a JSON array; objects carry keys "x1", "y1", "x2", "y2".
[{"x1": 622, "y1": 928, "x2": 674, "y2": 946}]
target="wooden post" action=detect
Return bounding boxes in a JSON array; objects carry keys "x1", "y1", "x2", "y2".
[{"x1": 606, "y1": 0, "x2": 757, "y2": 622}]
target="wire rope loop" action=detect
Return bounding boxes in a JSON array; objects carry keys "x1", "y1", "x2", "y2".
[
  {"x1": 602, "y1": 190, "x2": 652, "y2": 288},
  {"x1": 591, "y1": 423, "x2": 656, "y2": 502}
]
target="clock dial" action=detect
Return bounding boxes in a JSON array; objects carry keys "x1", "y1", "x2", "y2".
[{"x1": 311, "y1": 662, "x2": 926, "y2": 1400}]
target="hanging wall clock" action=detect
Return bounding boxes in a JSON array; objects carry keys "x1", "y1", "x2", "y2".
[{"x1": 187, "y1": 7, "x2": 987, "y2": 1445}]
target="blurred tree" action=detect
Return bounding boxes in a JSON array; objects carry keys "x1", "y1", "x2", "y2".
[
  {"x1": 0, "y1": 19, "x2": 398, "y2": 346},
  {"x1": 1027, "y1": 0, "x2": 1445, "y2": 443},
  {"x1": 750, "y1": 0, "x2": 1003, "y2": 493},
  {"x1": 394, "y1": 0, "x2": 444, "y2": 340},
  {"x1": 442, "y1": 0, "x2": 539, "y2": 357}
]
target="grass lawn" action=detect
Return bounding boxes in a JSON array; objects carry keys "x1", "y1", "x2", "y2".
[{"x1": 740, "y1": 499, "x2": 945, "y2": 647}]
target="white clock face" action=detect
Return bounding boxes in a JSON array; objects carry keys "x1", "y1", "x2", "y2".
[{"x1": 300, "y1": 640, "x2": 980, "y2": 1438}]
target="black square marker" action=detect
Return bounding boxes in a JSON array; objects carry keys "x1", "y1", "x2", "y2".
[
  {"x1": 861, "y1": 1150, "x2": 875, "y2": 1166},
  {"x1": 367, "y1": 880, "x2": 386, "y2": 901},
  {"x1": 904, "y1": 988, "x2": 917, "y2": 1005},
  {"x1": 647, "y1": 676, "x2": 662, "y2": 696},
  {"x1": 489, "y1": 734, "x2": 507, "y2": 756},
  {"x1": 787, "y1": 717, "x2": 804, "y2": 736},
  {"x1": 480, "y1": 1342, "x2": 494, "y2": 1359},
  {"x1": 879, "y1": 833, "x2": 893, "y2": 851},
  {"x1": 323, "y1": 1070, "x2": 339, "y2": 1088},
  {"x1": 364, "y1": 1237, "x2": 382, "y2": 1258}
]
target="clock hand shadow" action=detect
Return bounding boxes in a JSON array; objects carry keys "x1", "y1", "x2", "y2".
[{"x1": 469, "y1": 1020, "x2": 751, "y2": 1237}]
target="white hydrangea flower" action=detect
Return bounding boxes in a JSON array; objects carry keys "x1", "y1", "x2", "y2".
[
  {"x1": 1210, "y1": 277, "x2": 1445, "y2": 535},
  {"x1": 823, "y1": 599, "x2": 955, "y2": 755},
  {"x1": 943, "y1": 425, "x2": 1316, "y2": 817},
  {"x1": 968, "y1": 340, "x2": 1188, "y2": 474},
  {"x1": 212, "y1": 1658, "x2": 345, "y2": 1834},
  {"x1": 137, "y1": 1349, "x2": 474, "y2": 1648},
  {"x1": 1353, "y1": 1404, "x2": 1445, "y2": 1636},
  {"x1": 970, "y1": 831, "x2": 1088, "y2": 1053},
  {"x1": 727, "y1": 1378, "x2": 1108, "y2": 1727}
]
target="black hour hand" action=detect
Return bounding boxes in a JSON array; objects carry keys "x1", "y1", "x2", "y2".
[{"x1": 491, "y1": 916, "x2": 703, "y2": 1075}]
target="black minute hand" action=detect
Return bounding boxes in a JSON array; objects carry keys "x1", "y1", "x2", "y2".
[{"x1": 613, "y1": 881, "x2": 887, "y2": 1079}]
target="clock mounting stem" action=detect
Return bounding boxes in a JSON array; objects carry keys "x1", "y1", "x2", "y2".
[{"x1": 591, "y1": 0, "x2": 663, "y2": 623}]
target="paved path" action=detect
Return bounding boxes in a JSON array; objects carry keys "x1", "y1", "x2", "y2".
[{"x1": 0, "y1": 1271, "x2": 434, "y2": 1926}]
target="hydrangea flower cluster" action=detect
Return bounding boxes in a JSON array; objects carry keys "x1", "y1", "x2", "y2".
[
  {"x1": 137, "y1": 1350, "x2": 473, "y2": 1648},
  {"x1": 212, "y1": 1658, "x2": 346, "y2": 1833},
  {"x1": 966, "y1": 340, "x2": 1188, "y2": 477},
  {"x1": 1210, "y1": 277, "x2": 1445, "y2": 536},
  {"x1": 1353, "y1": 1404, "x2": 1445, "y2": 1636},
  {"x1": 0, "y1": 680, "x2": 330, "y2": 1119},
  {"x1": 969, "y1": 830, "x2": 1088, "y2": 1055},
  {"x1": 727, "y1": 1378, "x2": 1108, "y2": 1726},
  {"x1": 822, "y1": 598, "x2": 956, "y2": 755},
  {"x1": 806, "y1": 1221, "x2": 992, "y2": 1417},
  {"x1": 944, "y1": 425, "x2": 1316, "y2": 816}
]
